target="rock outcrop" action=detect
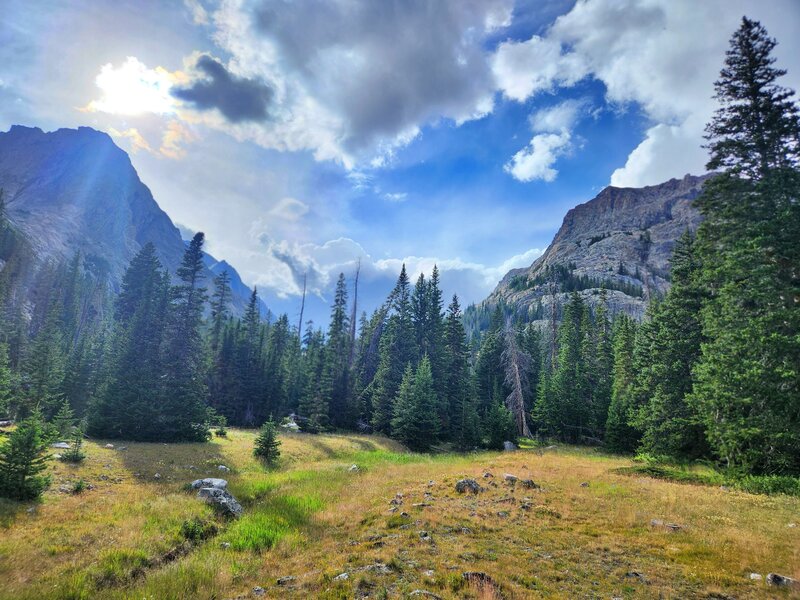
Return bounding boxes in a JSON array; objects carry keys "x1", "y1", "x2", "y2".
[{"x1": 470, "y1": 174, "x2": 710, "y2": 331}]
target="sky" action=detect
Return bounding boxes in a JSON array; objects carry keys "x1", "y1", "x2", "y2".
[{"x1": 2, "y1": 0, "x2": 799, "y2": 326}]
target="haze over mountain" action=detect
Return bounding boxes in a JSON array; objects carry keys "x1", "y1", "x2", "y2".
[{"x1": 0, "y1": 125, "x2": 264, "y2": 315}]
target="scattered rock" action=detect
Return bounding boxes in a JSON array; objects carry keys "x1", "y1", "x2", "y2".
[
  {"x1": 117, "y1": 446, "x2": 127, "y2": 451},
  {"x1": 503, "y1": 474, "x2": 518, "y2": 484},
  {"x1": 0, "y1": 420, "x2": 13, "y2": 427},
  {"x1": 427, "y1": 480, "x2": 435, "y2": 487},
  {"x1": 251, "y1": 586, "x2": 265, "y2": 596},
  {"x1": 580, "y1": 482, "x2": 589, "y2": 487},
  {"x1": 51, "y1": 442, "x2": 70, "y2": 449},
  {"x1": 412, "y1": 502, "x2": 431, "y2": 508},
  {"x1": 190, "y1": 478, "x2": 228, "y2": 490},
  {"x1": 333, "y1": 572, "x2": 349, "y2": 581},
  {"x1": 503, "y1": 441, "x2": 517, "y2": 451},
  {"x1": 363, "y1": 562, "x2": 392, "y2": 574},
  {"x1": 749, "y1": 573, "x2": 763, "y2": 580},
  {"x1": 153, "y1": 473, "x2": 161, "y2": 480},
  {"x1": 460, "y1": 527, "x2": 473, "y2": 534},
  {"x1": 348, "y1": 464, "x2": 360, "y2": 473},
  {"x1": 520, "y1": 479, "x2": 539, "y2": 489},
  {"x1": 198, "y1": 487, "x2": 244, "y2": 518},
  {"x1": 625, "y1": 571, "x2": 647, "y2": 582},
  {"x1": 218, "y1": 465, "x2": 231, "y2": 472},
  {"x1": 497, "y1": 511, "x2": 510, "y2": 518},
  {"x1": 409, "y1": 591, "x2": 442, "y2": 599},
  {"x1": 788, "y1": 523, "x2": 797, "y2": 528},
  {"x1": 220, "y1": 542, "x2": 231, "y2": 549},
  {"x1": 104, "y1": 443, "x2": 115, "y2": 449},
  {"x1": 483, "y1": 472, "x2": 493, "y2": 478},
  {"x1": 419, "y1": 531, "x2": 432, "y2": 542},
  {"x1": 53, "y1": 453, "x2": 62, "y2": 460},
  {"x1": 276, "y1": 576, "x2": 296, "y2": 586},
  {"x1": 767, "y1": 573, "x2": 799, "y2": 587},
  {"x1": 401, "y1": 512, "x2": 410, "y2": 518},
  {"x1": 455, "y1": 479, "x2": 483, "y2": 494},
  {"x1": 422, "y1": 569, "x2": 435, "y2": 577},
  {"x1": 650, "y1": 519, "x2": 683, "y2": 531}
]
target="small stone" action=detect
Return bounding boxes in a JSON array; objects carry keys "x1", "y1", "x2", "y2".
[
  {"x1": 427, "y1": 480, "x2": 435, "y2": 487},
  {"x1": 767, "y1": 573, "x2": 799, "y2": 587},
  {"x1": 580, "y1": 482, "x2": 589, "y2": 487},
  {"x1": 153, "y1": 473, "x2": 161, "y2": 479},
  {"x1": 390, "y1": 497, "x2": 403, "y2": 506},
  {"x1": 412, "y1": 502, "x2": 431, "y2": 508},
  {"x1": 788, "y1": 523, "x2": 797, "y2": 528},
  {"x1": 409, "y1": 591, "x2": 442, "y2": 599},
  {"x1": 503, "y1": 441, "x2": 517, "y2": 451},
  {"x1": 104, "y1": 443, "x2": 114, "y2": 449},
  {"x1": 497, "y1": 511, "x2": 510, "y2": 518},
  {"x1": 625, "y1": 571, "x2": 646, "y2": 582},
  {"x1": 749, "y1": 573, "x2": 762, "y2": 580},
  {"x1": 348, "y1": 464, "x2": 360, "y2": 472},
  {"x1": 117, "y1": 446, "x2": 127, "y2": 451},
  {"x1": 218, "y1": 465, "x2": 231, "y2": 472},
  {"x1": 455, "y1": 478, "x2": 483, "y2": 494},
  {"x1": 483, "y1": 472, "x2": 493, "y2": 478},
  {"x1": 252, "y1": 586, "x2": 265, "y2": 596},
  {"x1": 401, "y1": 512, "x2": 410, "y2": 518},
  {"x1": 53, "y1": 453, "x2": 62, "y2": 460},
  {"x1": 190, "y1": 478, "x2": 228, "y2": 490},
  {"x1": 333, "y1": 572, "x2": 349, "y2": 581},
  {"x1": 503, "y1": 473, "x2": 518, "y2": 484},
  {"x1": 422, "y1": 569, "x2": 435, "y2": 577},
  {"x1": 220, "y1": 542, "x2": 231, "y2": 549},
  {"x1": 276, "y1": 576, "x2": 296, "y2": 585},
  {"x1": 520, "y1": 479, "x2": 539, "y2": 489}
]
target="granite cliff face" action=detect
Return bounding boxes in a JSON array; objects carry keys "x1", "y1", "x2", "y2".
[
  {"x1": 0, "y1": 125, "x2": 261, "y2": 315},
  {"x1": 475, "y1": 174, "x2": 709, "y2": 328}
]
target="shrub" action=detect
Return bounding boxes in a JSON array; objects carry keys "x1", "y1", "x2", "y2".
[
  {"x1": 254, "y1": 419, "x2": 281, "y2": 465},
  {"x1": 180, "y1": 516, "x2": 218, "y2": 542},
  {"x1": 71, "y1": 479, "x2": 88, "y2": 494},
  {"x1": 60, "y1": 426, "x2": 86, "y2": 463},
  {"x1": 0, "y1": 413, "x2": 51, "y2": 501}
]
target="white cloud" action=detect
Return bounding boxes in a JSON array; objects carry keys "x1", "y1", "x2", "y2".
[
  {"x1": 530, "y1": 98, "x2": 587, "y2": 133},
  {"x1": 505, "y1": 131, "x2": 571, "y2": 183},
  {"x1": 108, "y1": 127, "x2": 153, "y2": 154},
  {"x1": 492, "y1": 0, "x2": 800, "y2": 186},
  {"x1": 269, "y1": 197, "x2": 309, "y2": 221}
]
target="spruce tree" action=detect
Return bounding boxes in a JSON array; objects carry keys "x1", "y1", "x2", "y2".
[
  {"x1": 51, "y1": 399, "x2": 75, "y2": 440},
  {"x1": 390, "y1": 356, "x2": 439, "y2": 451},
  {"x1": 0, "y1": 412, "x2": 51, "y2": 501},
  {"x1": 254, "y1": 418, "x2": 281, "y2": 465},
  {"x1": 693, "y1": 18, "x2": 800, "y2": 473},
  {"x1": 632, "y1": 233, "x2": 709, "y2": 459},
  {"x1": 605, "y1": 315, "x2": 638, "y2": 452},
  {"x1": 323, "y1": 273, "x2": 352, "y2": 428},
  {"x1": 485, "y1": 383, "x2": 515, "y2": 450},
  {"x1": 0, "y1": 342, "x2": 14, "y2": 417}
]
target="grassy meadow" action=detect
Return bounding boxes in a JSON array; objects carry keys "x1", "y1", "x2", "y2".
[{"x1": 0, "y1": 429, "x2": 797, "y2": 599}]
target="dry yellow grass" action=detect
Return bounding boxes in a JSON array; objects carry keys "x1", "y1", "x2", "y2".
[{"x1": 0, "y1": 429, "x2": 797, "y2": 599}]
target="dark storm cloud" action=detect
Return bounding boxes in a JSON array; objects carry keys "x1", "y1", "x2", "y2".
[
  {"x1": 173, "y1": 55, "x2": 273, "y2": 123},
  {"x1": 250, "y1": 0, "x2": 512, "y2": 152}
]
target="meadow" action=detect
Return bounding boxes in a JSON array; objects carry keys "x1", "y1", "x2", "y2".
[{"x1": 0, "y1": 429, "x2": 797, "y2": 599}]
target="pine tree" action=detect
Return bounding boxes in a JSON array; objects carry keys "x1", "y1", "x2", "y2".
[
  {"x1": 605, "y1": 315, "x2": 638, "y2": 452},
  {"x1": 209, "y1": 270, "x2": 232, "y2": 354},
  {"x1": 0, "y1": 342, "x2": 15, "y2": 417},
  {"x1": 51, "y1": 399, "x2": 75, "y2": 440},
  {"x1": 485, "y1": 383, "x2": 515, "y2": 450},
  {"x1": 253, "y1": 418, "x2": 281, "y2": 465},
  {"x1": 390, "y1": 356, "x2": 440, "y2": 451},
  {"x1": 632, "y1": 233, "x2": 709, "y2": 459},
  {"x1": 443, "y1": 295, "x2": 480, "y2": 449},
  {"x1": 323, "y1": 273, "x2": 352, "y2": 428},
  {"x1": 693, "y1": 18, "x2": 800, "y2": 474},
  {"x1": 0, "y1": 412, "x2": 51, "y2": 501},
  {"x1": 60, "y1": 423, "x2": 86, "y2": 463},
  {"x1": 20, "y1": 305, "x2": 65, "y2": 419}
]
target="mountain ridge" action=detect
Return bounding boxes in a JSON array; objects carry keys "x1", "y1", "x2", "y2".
[{"x1": 0, "y1": 125, "x2": 264, "y2": 316}]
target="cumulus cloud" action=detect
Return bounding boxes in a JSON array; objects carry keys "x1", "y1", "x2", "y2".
[
  {"x1": 268, "y1": 197, "x2": 309, "y2": 221},
  {"x1": 173, "y1": 54, "x2": 274, "y2": 122},
  {"x1": 196, "y1": 0, "x2": 513, "y2": 166},
  {"x1": 158, "y1": 120, "x2": 198, "y2": 159},
  {"x1": 84, "y1": 57, "x2": 176, "y2": 116},
  {"x1": 108, "y1": 127, "x2": 153, "y2": 154},
  {"x1": 505, "y1": 131, "x2": 571, "y2": 182}
]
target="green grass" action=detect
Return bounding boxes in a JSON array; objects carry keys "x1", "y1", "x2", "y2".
[
  {"x1": 224, "y1": 493, "x2": 323, "y2": 551},
  {"x1": 616, "y1": 462, "x2": 800, "y2": 496}
]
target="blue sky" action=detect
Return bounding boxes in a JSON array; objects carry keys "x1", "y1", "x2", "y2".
[{"x1": 2, "y1": 0, "x2": 799, "y2": 326}]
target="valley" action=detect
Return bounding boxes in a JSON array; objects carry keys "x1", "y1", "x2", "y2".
[{"x1": 0, "y1": 429, "x2": 797, "y2": 599}]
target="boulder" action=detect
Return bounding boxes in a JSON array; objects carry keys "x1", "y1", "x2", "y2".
[
  {"x1": 198, "y1": 487, "x2": 243, "y2": 518},
  {"x1": 503, "y1": 474, "x2": 518, "y2": 484},
  {"x1": 190, "y1": 478, "x2": 228, "y2": 490},
  {"x1": 455, "y1": 479, "x2": 483, "y2": 494},
  {"x1": 503, "y1": 441, "x2": 517, "y2": 451},
  {"x1": 767, "y1": 573, "x2": 799, "y2": 588}
]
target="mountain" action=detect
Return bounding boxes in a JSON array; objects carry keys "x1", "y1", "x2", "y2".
[
  {"x1": 468, "y1": 174, "x2": 709, "y2": 333},
  {"x1": 0, "y1": 125, "x2": 263, "y2": 316}
]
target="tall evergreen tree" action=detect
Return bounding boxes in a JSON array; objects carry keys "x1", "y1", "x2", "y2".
[
  {"x1": 323, "y1": 273, "x2": 353, "y2": 428},
  {"x1": 605, "y1": 315, "x2": 638, "y2": 452},
  {"x1": 390, "y1": 356, "x2": 440, "y2": 451},
  {"x1": 693, "y1": 18, "x2": 800, "y2": 473},
  {"x1": 0, "y1": 412, "x2": 50, "y2": 501}
]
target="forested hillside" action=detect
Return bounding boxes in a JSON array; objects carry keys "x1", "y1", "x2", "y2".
[{"x1": 0, "y1": 17, "x2": 798, "y2": 490}]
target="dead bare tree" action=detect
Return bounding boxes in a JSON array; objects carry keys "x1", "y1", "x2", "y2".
[
  {"x1": 348, "y1": 258, "x2": 360, "y2": 367},
  {"x1": 297, "y1": 272, "x2": 307, "y2": 337},
  {"x1": 502, "y1": 319, "x2": 533, "y2": 438}
]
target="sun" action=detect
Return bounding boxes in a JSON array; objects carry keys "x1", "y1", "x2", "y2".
[{"x1": 85, "y1": 56, "x2": 176, "y2": 116}]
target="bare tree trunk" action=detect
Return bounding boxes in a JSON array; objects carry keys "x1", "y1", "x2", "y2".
[
  {"x1": 502, "y1": 321, "x2": 533, "y2": 438},
  {"x1": 348, "y1": 258, "x2": 360, "y2": 366},
  {"x1": 297, "y1": 273, "x2": 307, "y2": 338}
]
